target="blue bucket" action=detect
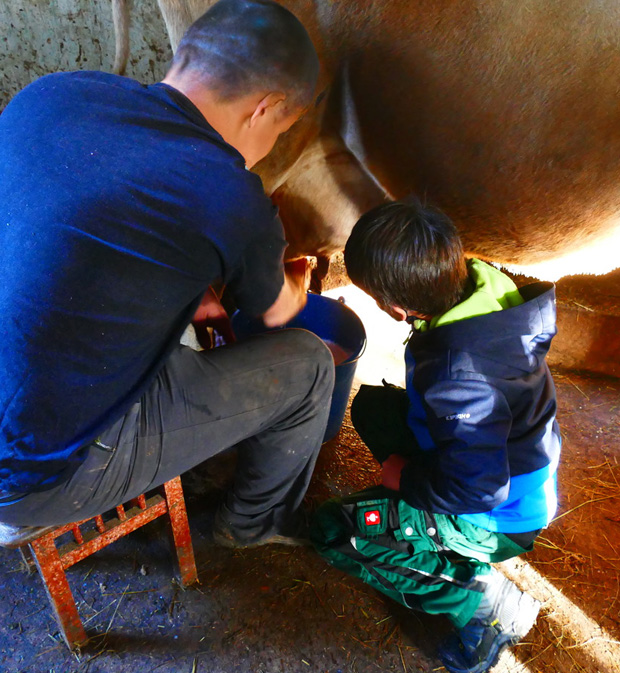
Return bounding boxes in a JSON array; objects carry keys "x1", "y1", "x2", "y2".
[{"x1": 231, "y1": 293, "x2": 367, "y2": 443}]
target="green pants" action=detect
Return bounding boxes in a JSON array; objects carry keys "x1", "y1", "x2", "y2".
[{"x1": 310, "y1": 384, "x2": 533, "y2": 628}]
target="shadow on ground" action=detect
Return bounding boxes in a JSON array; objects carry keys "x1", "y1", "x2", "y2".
[
  {"x1": 1, "y1": 369, "x2": 619, "y2": 673},
  {"x1": 2, "y1": 265, "x2": 620, "y2": 672}
]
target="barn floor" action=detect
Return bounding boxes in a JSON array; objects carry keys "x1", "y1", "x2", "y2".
[{"x1": 1, "y1": 275, "x2": 620, "y2": 673}]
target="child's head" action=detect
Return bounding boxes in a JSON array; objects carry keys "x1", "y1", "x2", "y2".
[{"x1": 344, "y1": 198, "x2": 468, "y2": 321}]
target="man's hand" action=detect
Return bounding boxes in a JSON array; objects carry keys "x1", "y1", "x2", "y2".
[
  {"x1": 192, "y1": 286, "x2": 235, "y2": 349},
  {"x1": 381, "y1": 453, "x2": 409, "y2": 491},
  {"x1": 285, "y1": 257, "x2": 312, "y2": 292},
  {"x1": 262, "y1": 257, "x2": 311, "y2": 327}
]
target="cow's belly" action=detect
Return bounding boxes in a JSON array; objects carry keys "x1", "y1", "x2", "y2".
[{"x1": 333, "y1": 0, "x2": 620, "y2": 278}]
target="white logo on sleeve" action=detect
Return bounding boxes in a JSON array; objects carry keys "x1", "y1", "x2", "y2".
[{"x1": 445, "y1": 412, "x2": 471, "y2": 421}]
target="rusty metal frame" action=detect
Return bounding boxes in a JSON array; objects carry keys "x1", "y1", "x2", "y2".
[{"x1": 18, "y1": 476, "x2": 197, "y2": 650}]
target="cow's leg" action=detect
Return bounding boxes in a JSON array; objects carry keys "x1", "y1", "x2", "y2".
[
  {"x1": 271, "y1": 134, "x2": 388, "y2": 289},
  {"x1": 310, "y1": 255, "x2": 331, "y2": 293},
  {"x1": 156, "y1": 0, "x2": 218, "y2": 52}
]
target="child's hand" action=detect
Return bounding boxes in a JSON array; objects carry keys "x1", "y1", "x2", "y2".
[{"x1": 381, "y1": 453, "x2": 409, "y2": 491}]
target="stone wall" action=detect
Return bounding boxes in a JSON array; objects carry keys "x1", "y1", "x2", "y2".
[{"x1": 0, "y1": 0, "x2": 172, "y2": 110}]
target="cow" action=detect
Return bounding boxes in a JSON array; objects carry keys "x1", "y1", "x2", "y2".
[{"x1": 143, "y1": 0, "x2": 620, "y2": 282}]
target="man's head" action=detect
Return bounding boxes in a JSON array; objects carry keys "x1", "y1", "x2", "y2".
[
  {"x1": 344, "y1": 198, "x2": 468, "y2": 321},
  {"x1": 163, "y1": 0, "x2": 319, "y2": 167}
]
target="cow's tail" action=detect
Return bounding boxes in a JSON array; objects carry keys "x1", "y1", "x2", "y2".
[{"x1": 112, "y1": 0, "x2": 130, "y2": 76}]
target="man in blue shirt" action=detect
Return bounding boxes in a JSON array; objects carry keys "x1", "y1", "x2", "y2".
[{"x1": 0, "y1": 0, "x2": 334, "y2": 548}]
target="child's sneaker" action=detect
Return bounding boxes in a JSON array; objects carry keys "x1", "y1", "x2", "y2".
[{"x1": 438, "y1": 569, "x2": 540, "y2": 673}]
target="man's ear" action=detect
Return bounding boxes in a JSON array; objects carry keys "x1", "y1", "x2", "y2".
[{"x1": 248, "y1": 92, "x2": 287, "y2": 127}]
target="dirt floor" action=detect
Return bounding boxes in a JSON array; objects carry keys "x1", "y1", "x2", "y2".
[
  {"x1": 1, "y1": 366, "x2": 619, "y2": 673},
  {"x1": 1, "y1": 269, "x2": 620, "y2": 673}
]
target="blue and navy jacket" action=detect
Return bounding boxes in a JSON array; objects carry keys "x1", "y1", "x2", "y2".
[{"x1": 401, "y1": 277, "x2": 561, "y2": 533}]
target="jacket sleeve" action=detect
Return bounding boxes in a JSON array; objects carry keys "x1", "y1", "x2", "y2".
[{"x1": 399, "y1": 378, "x2": 513, "y2": 514}]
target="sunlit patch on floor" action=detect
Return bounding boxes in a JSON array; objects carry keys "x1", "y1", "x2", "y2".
[{"x1": 500, "y1": 556, "x2": 620, "y2": 673}]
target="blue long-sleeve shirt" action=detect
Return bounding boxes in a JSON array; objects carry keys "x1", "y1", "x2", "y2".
[{"x1": 0, "y1": 72, "x2": 286, "y2": 494}]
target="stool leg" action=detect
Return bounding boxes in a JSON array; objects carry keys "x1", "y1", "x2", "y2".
[
  {"x1": 29, "y1": 536, "x2": 88, "y2": 649},
  {"x1": 162, "y1": 477, "x2": 198, "y2": 587},
  {"x1": 19, "y1": 544, "x2": 37, "y2": 574}
]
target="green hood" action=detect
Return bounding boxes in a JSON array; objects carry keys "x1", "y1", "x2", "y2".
[{"x1": 415, "y1": 259, "x2": 524, "y2": 332}]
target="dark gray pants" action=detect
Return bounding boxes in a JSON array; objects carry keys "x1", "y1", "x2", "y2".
[{"x1": 0, "y1": 329, "x2": 335, "y2": 541}]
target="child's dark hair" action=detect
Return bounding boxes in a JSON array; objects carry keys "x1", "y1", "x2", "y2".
[{"x1": 344, "y1": 198, "x2": 468, "y2": 317}]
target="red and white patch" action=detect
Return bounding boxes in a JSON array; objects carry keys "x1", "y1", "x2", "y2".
[{"x1": 364, "y1": 510, "x2": 381, "y2": 526}]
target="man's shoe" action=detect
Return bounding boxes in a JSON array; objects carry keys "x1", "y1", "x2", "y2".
[
  {"x1": 438, "y1": 569, "x2": 540, "y2": 673},
  {"x1": 211, "y1": 505, "x2": 311, "y2": 549},
  {"x1": 0, "y1": 522, "x2": 56, "y2": 548}
]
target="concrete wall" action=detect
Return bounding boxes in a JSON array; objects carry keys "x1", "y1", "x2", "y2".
[{"x1": 0, "y1": 0, "x2": 172, "y2": 110}]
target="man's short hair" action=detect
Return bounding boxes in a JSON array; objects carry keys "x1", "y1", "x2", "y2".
[
  {"x1": 170, "y1": 0, "x2": 319, "y2": 108},
  {"x1": 344, "y1": 198, "x2": 468, "y2": 317}
]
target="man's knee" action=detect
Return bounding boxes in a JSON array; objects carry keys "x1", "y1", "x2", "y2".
[
  {"x1": 281, "y1": 328, "x2": 330, "y2": 357},
  {"x1": 276, "y1": 328, "x2": 335, "y2": 387}
]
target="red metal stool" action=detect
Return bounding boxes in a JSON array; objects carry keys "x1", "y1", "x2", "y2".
[{"x1": 8, "y1": 476, "x2": 197, "y2": 649}]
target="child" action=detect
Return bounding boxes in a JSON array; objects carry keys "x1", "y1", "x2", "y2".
[{"x1": 311, "y1": 198, "x2": 561, "y2": 673}]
